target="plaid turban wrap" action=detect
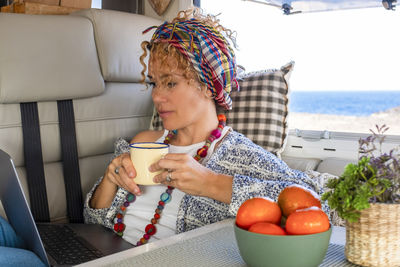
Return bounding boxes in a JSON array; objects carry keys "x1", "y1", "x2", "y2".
[{"x1": 143, "y1": 18, "x2": 239, "y2": 110}]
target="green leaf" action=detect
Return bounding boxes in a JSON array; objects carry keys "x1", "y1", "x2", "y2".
[{"x1": 322, "y1": 155, "x2": 396, "y2": 222}]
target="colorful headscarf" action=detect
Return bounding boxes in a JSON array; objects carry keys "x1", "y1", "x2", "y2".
[{"x1": 143, "y1": 18, "x2": 239, "y2": 110}]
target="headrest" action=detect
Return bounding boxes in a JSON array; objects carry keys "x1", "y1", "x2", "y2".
[
  {"x1": 72, "y1": 9, "x2": 162, "y2": 83},
  {"x1": 0, "y1": 13, "x2": 105, "y2": 104}
]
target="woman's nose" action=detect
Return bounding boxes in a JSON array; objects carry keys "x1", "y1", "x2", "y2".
[{"x1": 152, "y1": 88, "x2": 166, "y2": 104}]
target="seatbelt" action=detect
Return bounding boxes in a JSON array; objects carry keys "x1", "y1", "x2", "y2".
[
  {"x1": 57, "y1": 100, "x2": 84, "y2": 223},
  {"x1": 20, "y1": 102, "x2": 50, "y2": 222}
]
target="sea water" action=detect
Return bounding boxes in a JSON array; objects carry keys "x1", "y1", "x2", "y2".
[{"x1": 289, "y1": 91, "x2": 400, "y2": 116}]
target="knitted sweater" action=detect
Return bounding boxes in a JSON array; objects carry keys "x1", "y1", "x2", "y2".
[{"x1": 83, "y1": 130, "x2": 327, "y2": 234}]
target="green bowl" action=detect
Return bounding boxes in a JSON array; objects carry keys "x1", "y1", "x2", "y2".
[{"x1": 234, "y1": 224, "x2": 332, "y2": 267}]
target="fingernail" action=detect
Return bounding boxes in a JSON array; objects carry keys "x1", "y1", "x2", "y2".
[
  {"x1": 148, "y1": 166, "x2": 153, "y2": 172},
  {"x1": 129, "y1": 172, "x2": 134, "y2": 178},
  {"x1": 134, "y1": 188, "x2": 139, "y2": 194}
]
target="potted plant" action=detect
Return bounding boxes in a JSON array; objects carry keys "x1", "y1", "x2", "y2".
[{"x1": 322, "y1": 125, "x2": 400, "y2": 267}]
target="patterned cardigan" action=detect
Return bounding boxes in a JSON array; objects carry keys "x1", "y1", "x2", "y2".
[{"x1": 83, "y1": 130, "x2": 328, "y2": 234}]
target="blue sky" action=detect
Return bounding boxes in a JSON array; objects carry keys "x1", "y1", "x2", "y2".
[{"x1": 202, "y1": 0, "x2": 400, "y2": 91}]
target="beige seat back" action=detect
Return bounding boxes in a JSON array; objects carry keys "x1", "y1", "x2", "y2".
[{"x1": 0, "y1": 9, "x2": 161, "y2": 222}]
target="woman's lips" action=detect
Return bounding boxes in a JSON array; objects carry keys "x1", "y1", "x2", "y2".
[{"x1": 158, "y1": 111, "x2": 173, "y2": 118}]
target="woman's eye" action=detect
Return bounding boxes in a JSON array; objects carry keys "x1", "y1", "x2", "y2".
[{"x1": 167, "y1": 82, "x2": 176, "y2": 88}]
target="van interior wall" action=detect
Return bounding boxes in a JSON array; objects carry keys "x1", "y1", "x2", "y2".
[{"x1": 143, "y1": 0, "x2": 192, "y2": 21}]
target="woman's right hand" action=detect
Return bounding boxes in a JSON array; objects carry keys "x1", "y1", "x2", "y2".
[
  {"x1": 105, "y1": 153, "x2": 141, "y2": 195},
  {"x1": 90, "y1": 153, "x2": 140, "y2": 209},
  {"x1": 90, "y1": 130, "x2": 163, "y2": 209}
]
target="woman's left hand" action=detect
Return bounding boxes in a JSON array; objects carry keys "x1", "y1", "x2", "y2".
[{"x1": 149, "y1": 153, "x2": 216, "y2": 196}]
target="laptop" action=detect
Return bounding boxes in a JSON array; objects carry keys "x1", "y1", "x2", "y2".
[{"x1": 0, "y1": 149, "x2": 133, "y2": 266}]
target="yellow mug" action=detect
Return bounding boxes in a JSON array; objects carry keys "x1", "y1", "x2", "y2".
[{"x1": 129, "y1": 142, "x2": 169, "y2": 185}]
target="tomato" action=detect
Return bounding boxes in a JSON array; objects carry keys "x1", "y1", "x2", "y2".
[
  {"x1": 248, "y1": 222, "x2": 286, "y2": 235},
  {"x1": 285, "y1": 207, "x2": 330, "y2": 235},
  {"x1": 236, "y1": 197, "x2": 282, "y2": 230},
  {"x1": 278, "y1": 185, "x2": 321, "y2": 217}
]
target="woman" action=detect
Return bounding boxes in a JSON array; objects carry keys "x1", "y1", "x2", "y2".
[{"x1": 85, "y1": 9, "x2": 326, "y2": 246}]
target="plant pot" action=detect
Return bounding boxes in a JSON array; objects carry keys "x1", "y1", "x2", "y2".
[{"x1": 345, "y1": 203, "x2": 400, "y2": 267}]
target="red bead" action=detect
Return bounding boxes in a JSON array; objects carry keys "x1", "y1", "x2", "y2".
[
  {"x1": 120, "y1": 206, "x2": 126, "y2": 211},
  {"x1": 116, "y1": 213, "x2": 123, "y2": 219},
  {"x1": 197, "y1": 147, "x2": 208, "y2": 157},
  {"x1": 211, "y1": 128, "x2": 221, "y2": 139},
  {"x1": 218, "y1": 124, "x2": 224, "y2": 129},
  {"x1": 114, "y1": 222, "x2": 125, "y2": 232},
  {"x1": 217, "y1": 114, "x2": 226, "y2": 122},
  {"x1": 144, "y1": 234, "x2": 150, "y2": 240},
  {"x1": 167, "y1": 186, "x2": 174, "y2": 190},
  {"x1": 158, "y1": 201, "x2": 165, "y2": 206},
  {"x1": 145, "y1": 224, "x2": 156, "y2": 235},
  {"x1": 151, "y1": 218, "x2": 158, "y2": 224},
  {"x1": 154, "y1": 213, "x2": 160, "y2": 219}
]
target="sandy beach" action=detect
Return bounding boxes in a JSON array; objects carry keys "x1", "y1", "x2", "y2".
[{"x1": 288, "y1": 107, "x2": 400, "y2": 135}]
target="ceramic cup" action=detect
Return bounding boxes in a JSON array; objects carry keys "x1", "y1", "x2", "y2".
[{"x1": 129, "y1": 142, "x2": 169, "y2": 185}]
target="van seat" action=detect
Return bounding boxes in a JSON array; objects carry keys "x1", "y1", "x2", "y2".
[{"x1": 0, "y1": 9, "x2": 161, "y2": 222}]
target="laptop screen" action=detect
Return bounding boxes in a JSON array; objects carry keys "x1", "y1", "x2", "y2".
[{"x1": 0, "y1": 149, "x2": 50, "y2": 266}]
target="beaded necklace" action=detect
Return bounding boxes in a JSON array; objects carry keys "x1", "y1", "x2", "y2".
[{"x1": 113, "y1": 114, "x2": 227, "y2": 247}]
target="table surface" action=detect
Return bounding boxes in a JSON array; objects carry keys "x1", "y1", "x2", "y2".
[{"x1": 77, "y1": 219, "x2": 356, "y2": 267}]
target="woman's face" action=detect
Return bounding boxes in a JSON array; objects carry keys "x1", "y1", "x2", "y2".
[{"x1": 149, "y1": 56, "x2": 213, "y2": 131}]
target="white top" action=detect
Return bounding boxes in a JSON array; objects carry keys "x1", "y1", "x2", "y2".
[{"x1": 122, "y1": 126, "x2": 231, "y2": 245}]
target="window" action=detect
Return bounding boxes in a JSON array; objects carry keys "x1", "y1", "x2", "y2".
[
  {"x1": 91, "y1": 0, "x2": 143, "y2": 14},
  {"x1": 91, "y1": 0, "x2": 102, "y2": 8},
  {"x1": 202, "y1": 0, "x2": 400, "y2": 135}
]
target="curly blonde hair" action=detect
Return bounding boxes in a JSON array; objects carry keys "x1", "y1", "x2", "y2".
[{"x1": 139, "y1": 8, "x2": 236, "y2": 90}]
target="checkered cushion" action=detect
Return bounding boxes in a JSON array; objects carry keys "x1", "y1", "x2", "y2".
[{"x1": 150, "y1": 61, "x2": 294, "y2": 156}]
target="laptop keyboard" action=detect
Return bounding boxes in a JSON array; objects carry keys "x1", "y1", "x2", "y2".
[{"x1": 37, "y1": 224, "x2": 103, "y2": 265}]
